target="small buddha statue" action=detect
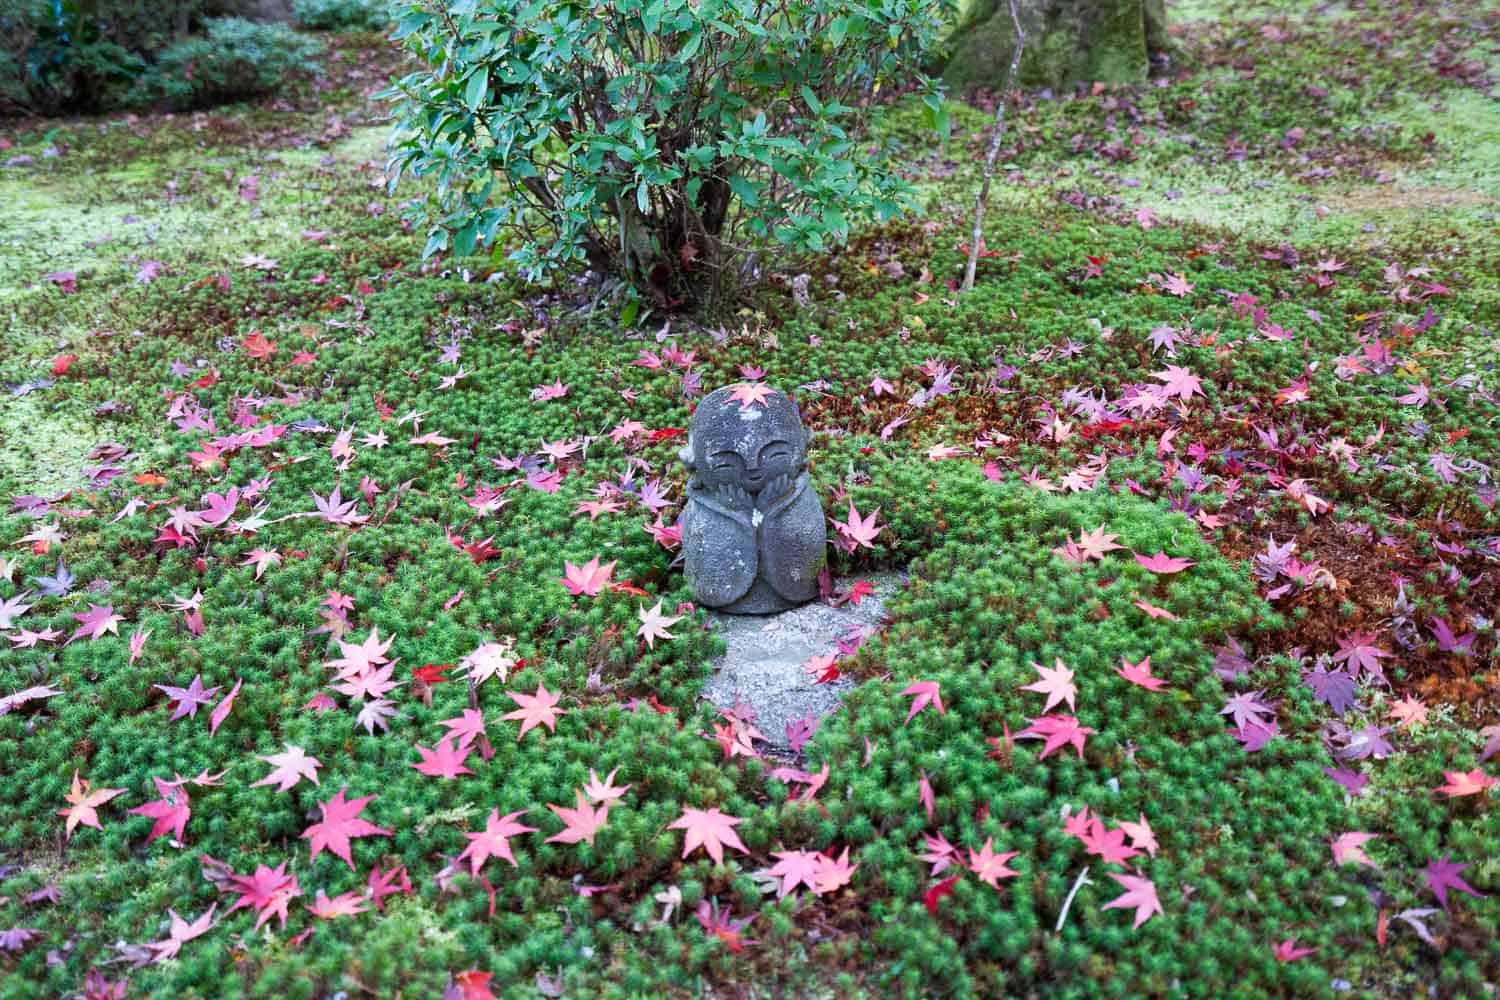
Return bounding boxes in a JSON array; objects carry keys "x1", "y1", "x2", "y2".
[{"x1": 678, "y1": 385, "x2": 826, "y2": 614}]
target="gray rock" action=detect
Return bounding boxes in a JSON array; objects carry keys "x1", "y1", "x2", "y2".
[
  {"x1": 701, "y1": 573, "x2": 903, "y2": 752},
  {"x1": 678, "y1": 384, "x2": 826, "y2": 614}
]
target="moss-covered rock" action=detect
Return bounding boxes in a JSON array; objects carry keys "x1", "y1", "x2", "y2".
[{"x1": 943, "y1": 0, "x2": 1160, "y2": 92}]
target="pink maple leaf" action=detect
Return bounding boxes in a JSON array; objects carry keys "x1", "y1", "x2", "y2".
[
  {"x1": 1021, "y1": 658, "x2": 1077, "y2": 712},
  {"x1": 300, "y1": 788, "x2": 392, "y2": 869},
  {"x1": 560, "y1": 556, "x2": 616, "y2": 597},
  {"x1": 411, "y1": 737, "x2": 475, "y2": 779},
  {"x1": 669, "y1": 806, "x2": 748, "y2": 864},
  {"x1": 1134, "y1": 550, "x2": 1196, "y2": 574},
  {"x1": 1117, "y1": 656, "x2": 1167, "y2": 691},
  {"x1": 146, "y1": 904, "x2": 215, "y2": 962},
  {"x1": 68, "y1": 603, "x2": 123, "y2": 643},
  {"x1": 1102, "y1": 873, "x2": 1163, "y2": 928},
  {"x1": 306, "y1": 890, "x2": 369, "y2": 920},
  {"x1": 1330, "y1": 832, "x2": 1379, "y2": 869},
  {"x1": 831, "y1": 500, "x2": 883, "y2": 551},
  {"x1": 901, "y1": 680, "x2": 944, "y2": 724},
  {"x1": 502, "y1": 683, "x2": 565, "y2": 739},
  {"x1": 1151, "y1": 364, "x2": 1203, "y2": 401},
  {"x1": 222, "y1": 862, "x2": 301, "y2": 931},
  {"x1": 128, "y1": 776, "x2": 191, "y2": 844},
  {"x1": 968, "y1": 838, "x2": 1020, "y2": 888},
  {"x1": 765, "y1": 850, "x2": 823, "y2": 898},
  {"x1": 727, "y1": 382, "x2": 774, "y2": 409},
  {"x1": 545, "y1": 790, "x2": 609, "y2": 846},
  {"x1": 1016, "y1": 714, "x2": 1094, "y2": 759},
  {"x1": 459, "y1": 809, "x2": 537, "y2": 874},
  {"x1": 1272, "y1": 938, "x2": 1318, "y2": 962},
  {"x1": 209, "y1": 678, "x2": 241, "y2": 736},
  {"x1": 253, "y1": 744, "x2": 321, "y2": 792}
]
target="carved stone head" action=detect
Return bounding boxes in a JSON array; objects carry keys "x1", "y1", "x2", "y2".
[{"x1": 680, "y1": 385, "x2": 810, "y2": 496}]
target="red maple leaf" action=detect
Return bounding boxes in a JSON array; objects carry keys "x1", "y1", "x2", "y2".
[
  {"x1": 300, "y1": 788, "x2": 392, "y2": 869},
  {"x1": 366, "y1": 863, "x2": 413, "y2": 910},
  {"x1": 924, "y1": 875, "x2": 960, "y2": 915}
]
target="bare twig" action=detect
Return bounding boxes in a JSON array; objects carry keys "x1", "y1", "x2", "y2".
[
  {"x1": 1055, "y1": 865, "x2": 1092, "y2": 932},
  {"x1": 961, "y1": 0, "x2": 1025, "y2": 294}
]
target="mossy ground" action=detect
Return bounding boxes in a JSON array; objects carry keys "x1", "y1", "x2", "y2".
[{"x1": 2, "y1": 3, "x2": 1498, "y2": 997}]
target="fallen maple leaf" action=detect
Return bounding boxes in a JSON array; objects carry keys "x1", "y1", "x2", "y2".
[
  {"x1": 831, "y1": 500, "x2": 883, "y2": 551},
  {"x1": 901, "y1": 680, "x2": 945, "y2": 724},
  {"x1": 411, "y1": 737, "x2": 475, "y2": 779},
  {"x1": 58, "y1": 770, "x2": 125, "y2": 840},
  {"x1": 459, "y1": 809, "x2": 537, "y2": 874},
  {"x1": 1117, "y1": 656, "x2": 1167, "y2": 691},
  {"x1": 129, "y1": 776, "x2": 191, "y2": 844},
  {"x1": 253, "y1": 744, "x2": 321, "y2": 792},
  {"x1": 669, "y1": 806, "x2": 748, "y2": 864},
  {"x1": 1133, "y1": 551, "x2": 1196, "y2": 574},
  {"x1": 1272, "y1": 938, "x2": 1318, "y2": 962},
  {"x1": 222, "y1": 861, "x2": 301, "y2": 931},
  {"x1": 306, "y1": 890, "x2": 368, "y2": 920},
  {"x1": 1434, "y1": 769, "x2": 1497, "y2": 798},
  {"x1": 560, "y1": 557, "x2": 616, "y2": 597},
  {"x1": 545, "y1": 790, "x2": 609, "y2": 847},
  {"x1": 1102, "y1": 873, "x2": 1163, "y2": 928},
  {"x1": 924, "y1": 875, "x2": 959, "y2": 915},
  {"x1": 502, "y1": 683, "x2": 565, "y2": 740},
  {"x1": 301, "y1": 788, "x2": 392, "y2": 869},
  {"x1": 1423, "y1": 854, "x2": 1483, "y2": 910},
  {"x1": 968, "y1": 838, "x2": 1020, "y2": 888},
  {"x1": 1016, "y1": 714, "x2": 1094, "y2": 760},
  {"x1": 1021, "y1": 658, "x2": 1077, "y2": 712},
  {"x1": 636, "y1": 600, "x2": 682, "y2": 648},
  {"x1": 1330, "y1": 832, "x2": 1379, "y2": 869}
]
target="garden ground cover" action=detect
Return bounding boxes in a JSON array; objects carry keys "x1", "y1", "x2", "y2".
[{"x1": 1, "y1": 2, "x2": 1498, "y2": 996}]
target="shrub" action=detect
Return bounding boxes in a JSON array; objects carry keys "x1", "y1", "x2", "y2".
[
  {"x1": 0, "y1": 3, "x2": 322, "y2": 114},
  {"x1": 383, "y1": 0, "x2": 958, "y2": 312},
  {"x1": 138, "y1": 18, "x2": 323, "y2": 109},
  {"x1": 292, "y1": 0, "x2": 391, "y2": 32}
]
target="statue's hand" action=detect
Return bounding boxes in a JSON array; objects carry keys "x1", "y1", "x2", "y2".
[
  {"x1": 757, "y1": 474, "x2": 792, "y2": 511},
  {"x1": 714, "y1": 481, "x2": 753, "y2": 513}
]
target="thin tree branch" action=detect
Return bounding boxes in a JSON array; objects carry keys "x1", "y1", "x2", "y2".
[{"x1": 961, "y1": 0, "x2": 1025, "y2": 294}]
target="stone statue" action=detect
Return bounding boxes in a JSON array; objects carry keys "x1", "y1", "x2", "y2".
[{"x1": 679, "y1": 385, "x2": 826, "y2": 614}]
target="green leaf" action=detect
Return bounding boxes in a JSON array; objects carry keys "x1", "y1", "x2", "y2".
[
  {"x1": 464, "y1": 67, "x2": 490, "y2": 111},
  {"x1": 727, "y1": 174, "x2": 759, "y2": 208}
]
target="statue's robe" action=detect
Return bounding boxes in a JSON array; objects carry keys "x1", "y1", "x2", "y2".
[{"x1": 681, "y1": 473, "x2": 825, "y2": 613}]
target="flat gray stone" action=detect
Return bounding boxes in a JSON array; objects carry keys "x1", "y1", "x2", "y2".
[{"x1": 701, "y1": 573, "x2": 904, "y2": 752}]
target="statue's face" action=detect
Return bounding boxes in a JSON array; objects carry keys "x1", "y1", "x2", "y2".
[
  {"x1": 703, "y1": 436, "x2": 797, "y2": 494},
  {"x1": 687, "y1": 386, "x2": 807, "y2": 495}
]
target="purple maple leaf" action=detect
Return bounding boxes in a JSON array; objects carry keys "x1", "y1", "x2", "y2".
[
  {"x1": 155, "y1": 675, "x2": 221, "y2": 721},
  {"x1": 1213, "y1": 637, "x2": 1254, "y2": 682},
  {"x1": 1331, "y1": 631, "x2": 1390, "y2": 680},
  {"x1": 68, "y1": 604, "x2": 123, "y2": 644},
  {"x1": 1323, "y1": 767, "x2": 1369, "y2": 796},
  {"x1": 1423, "y1": 855, "x2": 1483, "y2": 911},
  {"x1": 1338, "y1": 724, "x2": 1393, "y2": 761},
  {"x1": 1428, "y1": 617, "x2": 1475, "y2": 655},
  {"x1": 1221, "y1": 690, "x2": 1275, "y2": 731},
  {"x1": 1303, "y1": 664, "x2": 1358, "y2": 715},
  {"x1": 785, "y1": 715, "x2": 817, "y2": 753},
  {"x1": 311, "y1": 486, "x2": 368, "y2": 526}
]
